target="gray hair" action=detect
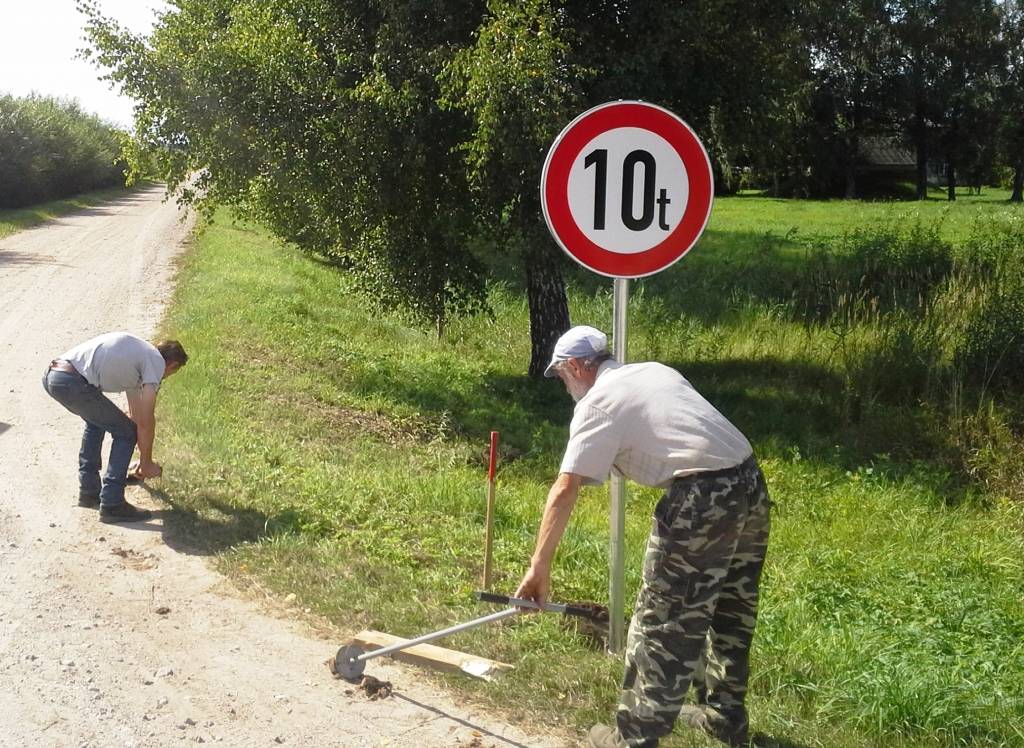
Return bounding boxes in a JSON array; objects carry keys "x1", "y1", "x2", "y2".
[{"x1": 578, "y1": 352, "x2": 614, "y2": 371}]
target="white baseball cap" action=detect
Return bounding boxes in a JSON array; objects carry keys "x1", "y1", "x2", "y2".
[{"x1": 544, "y1": 326, "x2": 609, "y2": 377}]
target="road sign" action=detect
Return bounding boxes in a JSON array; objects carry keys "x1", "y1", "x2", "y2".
[{"x1": 541, "y1": 101, "x2": 714, "y2": 278}]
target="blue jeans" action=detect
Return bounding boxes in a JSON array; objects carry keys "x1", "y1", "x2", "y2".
[{"x1": 42, "y1": 369, "x2": 137, "y2": 506}]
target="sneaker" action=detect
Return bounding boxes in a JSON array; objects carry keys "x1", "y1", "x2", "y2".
[
  {"x1": 78, "y1": 493, "x2": 100, "y2": 508},
  {"x1": 679, "y1": 705, "x2": 749, "y2": 746},
  {"x1": 587, "y1": 725, "x2": 628, "y2": 748},
  {"x1": 99, "y1": 501, "x2": 152, "y2": 523}
]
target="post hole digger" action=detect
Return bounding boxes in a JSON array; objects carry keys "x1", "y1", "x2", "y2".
[{"x1": 332, "y1": 591, "x2": 608, "y2": 683}]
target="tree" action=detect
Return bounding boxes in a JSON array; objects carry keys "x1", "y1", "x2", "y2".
[
  {"x1": 441, "y1": 0, "x2": 580, "y2": 376},
  {"x1": 999, "y1": 0, "x2": 1024, "y2": 201},
  {"x1": 82, "y1": 0, "x2": 817, "y2": 375},
  {"x1": 892, "y1": 0, "x2": 1004, "y2": 201},
  {"x1": 0, "y1": 94, "x2": 125, "y2": 208},
  {"x1": 891, "y1": 0, "x2": 942, "y2": 199},
  {"x1": 806, "y1": 0, "x2": 899, "y2": 198},
  {"x1": 931, "y1": 0, "x2": 1003, "y2": 201},
  {"x1": 80, "y1": 0, "x2": 489, "y2": 337}
]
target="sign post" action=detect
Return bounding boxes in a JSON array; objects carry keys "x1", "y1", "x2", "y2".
[
  {"x1": 608, "y1": 277, "x2": 629, "y2": 653},
  {"x1": 541, "y1": 100, "x2": 714, "y2": 654}
]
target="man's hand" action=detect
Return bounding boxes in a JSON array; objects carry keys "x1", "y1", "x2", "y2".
[
  {"x1": 514, "y1": 565, "x2": 551, "y2": 611},
  {"x1": 132, "y1": 461, "x2": 163, "y2": 480}
]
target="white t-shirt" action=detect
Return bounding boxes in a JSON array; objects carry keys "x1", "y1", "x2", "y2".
[
  {"x1": 559, "y1": 361, "x2": 752, "y2": 488},
  {"x1": 61, "y1": 332, "x2": 165, "y2": 393}
]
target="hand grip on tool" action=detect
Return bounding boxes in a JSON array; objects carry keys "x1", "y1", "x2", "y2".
[{"x1": 475, "y1": 591, "x2": 599, "y2": 619}]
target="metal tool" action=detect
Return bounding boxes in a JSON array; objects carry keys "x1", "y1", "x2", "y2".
[
  {"x1": 334, "y1": 606, "x2": 521, "y2": 682},
  {"x1": 334, "y1": 592, "x2": 602, "y2": 682},
  {"x1": 474, "y1": 591, "x2": 604, "y2": 619}
]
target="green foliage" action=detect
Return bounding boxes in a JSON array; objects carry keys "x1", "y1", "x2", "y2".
[
  {"x1": 79, "y1": 0, "x2": 489, "y2": 333},
  {"x1": 0, "y1": 94, "x2": 126, "y2": 208},
  {"x1": 153, "y1": 195, "x2": 1024, "y2": 746}
]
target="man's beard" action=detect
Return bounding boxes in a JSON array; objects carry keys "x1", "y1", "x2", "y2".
[{"x1": 565, "y1": 372, "x2": 590, "y2": 402}]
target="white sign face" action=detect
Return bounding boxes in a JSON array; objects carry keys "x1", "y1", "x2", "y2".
[
  {"x1": 542, "y1": 101, "x2": 714, "y2": 279},
  {"x1": 566, "y1": 127, "x2": 689, "y2": 254}
]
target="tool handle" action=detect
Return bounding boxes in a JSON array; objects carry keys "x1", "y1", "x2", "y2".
[
  {"x1": 356, "y1": 606, "x2": 521, "y2": 664},
  {"x1": 475, "y1": 591, "x2": 598, "y2": 620}
]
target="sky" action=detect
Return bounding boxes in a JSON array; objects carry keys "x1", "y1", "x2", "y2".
[{"x1": 0, "y1": 0, "x2": 169, "y2": 128}]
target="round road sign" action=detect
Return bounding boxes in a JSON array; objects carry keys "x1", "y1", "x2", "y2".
[{"x1": 541, "y1": 101, "x2": 714, "y2": 278}]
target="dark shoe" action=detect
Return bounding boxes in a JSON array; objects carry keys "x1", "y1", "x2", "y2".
[
  {"x1": 587, "y1": 725, "x2": 628, "y2": 748},
  {"x1": 78, "y1": 493, "x2": 100, "y2": 508},
  {"x1": 680, "y1": 705, "x2": 749, "y2": 746},
  {"x1": 99, "y1": 501, "x2": 152, "y2": 523}
]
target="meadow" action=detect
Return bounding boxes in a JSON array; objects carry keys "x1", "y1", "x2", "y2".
[{"x1": 152, "y1": 188, "x2": 1024, "y2": 747}]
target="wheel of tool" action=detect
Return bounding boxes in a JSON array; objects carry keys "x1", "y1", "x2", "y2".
[{"x1": 334, "y1": 644, "x2": 366, "y2": 682}]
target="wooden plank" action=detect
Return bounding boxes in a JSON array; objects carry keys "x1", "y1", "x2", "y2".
[{"x1": 352, "y1": 629, "x2": 513, "y2": 681}]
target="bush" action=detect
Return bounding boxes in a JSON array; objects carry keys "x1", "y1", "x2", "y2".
[
  {"x1": 950, "y1": 216, "x2": 1024, "y2": 389},
  {"x1": 0, "y1": 94, "x2": 127, "y2": 208},
  {"x1": 786, "y1": 214, "x2": 1024, "y2": 500},
  {"x1": 798, "y1": 217, "x2": 954, "y2": 324}
]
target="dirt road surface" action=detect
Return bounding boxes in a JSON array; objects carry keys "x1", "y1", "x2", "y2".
[{"x1": 0, "y1": 187, "x2": 569, "y2": 748}]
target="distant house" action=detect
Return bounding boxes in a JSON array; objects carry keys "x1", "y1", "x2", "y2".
[{"x1": 857, "y1": 135, "x2": 944, "y2": 185}]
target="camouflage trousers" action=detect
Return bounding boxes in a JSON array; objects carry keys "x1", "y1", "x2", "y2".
[{"x1": 616, "y1": 456, "x2": 771, "y2": 747}]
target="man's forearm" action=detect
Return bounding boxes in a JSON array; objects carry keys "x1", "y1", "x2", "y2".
[
  {"x1": 530, "y1": 473, "x2": 581, "y2": 570},
  {"x1": 135, "y1": 419, "x2": 156, "y2": 463}
]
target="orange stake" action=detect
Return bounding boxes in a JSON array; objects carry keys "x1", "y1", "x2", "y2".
[{"x1": 482, "y1": 431, "x2": 499, "y2": 590}]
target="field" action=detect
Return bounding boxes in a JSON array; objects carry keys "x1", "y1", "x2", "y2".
[{"x1": 154, "y1": 189, "x2": 1024, "y2": 747}]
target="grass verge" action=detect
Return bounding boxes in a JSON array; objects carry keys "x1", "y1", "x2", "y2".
[{"x1": 154, "y1": 194, "x2": 1024, "y2": 747}]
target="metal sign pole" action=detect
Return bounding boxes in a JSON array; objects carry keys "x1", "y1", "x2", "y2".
[{"x1": 608, "y1": 277, "x2": 629, "y2": 654}]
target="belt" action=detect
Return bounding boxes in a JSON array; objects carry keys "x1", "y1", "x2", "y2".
[
  {"x1": 48, "y1": 359, "x2": 80, "y2": 375},
  {"x1": 672, "y1": 454, "x2": 758, "y2": 484}
]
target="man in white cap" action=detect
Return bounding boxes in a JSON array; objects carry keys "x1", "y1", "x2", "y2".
[{"x1": 515, "y1": 326, "x2": 771, "y2": 747}]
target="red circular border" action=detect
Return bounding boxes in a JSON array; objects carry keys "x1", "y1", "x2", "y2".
[{"x1": 541, "y1": 101, "x2": 714, "y2": 278}]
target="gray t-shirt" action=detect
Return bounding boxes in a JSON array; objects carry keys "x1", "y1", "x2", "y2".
[
  {"x1": 61, "y1": 332, "x2": 165, "y2": 393},
  {"x1": 560, "y1": 361, "x2": 753, "y2": 488}
]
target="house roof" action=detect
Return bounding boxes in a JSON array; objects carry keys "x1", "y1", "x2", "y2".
[{"x1": 859, "y1": 136, "x2": 914, "y2": 168}]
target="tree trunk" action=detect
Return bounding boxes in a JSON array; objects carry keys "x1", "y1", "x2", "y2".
[
  {"x1": 845, "y1": 106, "x2": 860, "y2": 200},
  {"x1": 913, "y1": 99, "x2": 929, "y2": 200},
  {"x1": 946, "y1": 159, "x2": 956, "y2": 202},
  {"x1": 525, "y1": 253, "x2": 570, "y2": 378},
  {"x1": 1012, "y1": 162, "x2": 1023, "y2": 203}
]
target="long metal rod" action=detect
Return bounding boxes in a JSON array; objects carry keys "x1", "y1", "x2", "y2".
[
  {"x1": 609, "y1": 277, "x2": 629, "y2": 654},
  {"x1": 354, "y1": 607, "x2": 521, "y2": 664}
]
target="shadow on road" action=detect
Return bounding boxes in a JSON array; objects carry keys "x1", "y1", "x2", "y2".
[
  {"x1": 391, "y1": 691, "x2": 540, "y2": 748},
  {"x1": 133, "y1": 483, "x2": 274, "y2": 556},
  {"x1": 0, "y1": 249, "x2": 67, "y2": 267},
  {"x1": 0, "y1": 422, "x2": 11, "y2": 437}
]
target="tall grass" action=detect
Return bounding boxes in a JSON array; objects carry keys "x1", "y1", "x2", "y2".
[{"x1": 154, "y1": 196, "x2": 1024, "y2": 747}]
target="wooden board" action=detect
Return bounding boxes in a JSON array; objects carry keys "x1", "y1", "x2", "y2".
[{"x1": 352, "y1": 629, "x2": 513, "y2": 681}]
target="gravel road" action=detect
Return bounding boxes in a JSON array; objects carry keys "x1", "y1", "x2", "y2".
[{"x1": 0, "y1": 186, "x2": 568, "y2": 748}]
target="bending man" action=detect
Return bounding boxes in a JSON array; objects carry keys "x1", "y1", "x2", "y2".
[
  {"x1": 43, "y1": 332, "x2": 187, "y2": 523},
  {"x1": 515, "y1": 326, "x2": 770, "y2": 747}
]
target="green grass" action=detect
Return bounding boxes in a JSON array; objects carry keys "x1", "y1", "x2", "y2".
[
  {"x1": 154, "y1": 192, "x2": 1024, "y2": 747},
  {"x1": 0, "y1": 185, "x2": 143, "y2": 240}
]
